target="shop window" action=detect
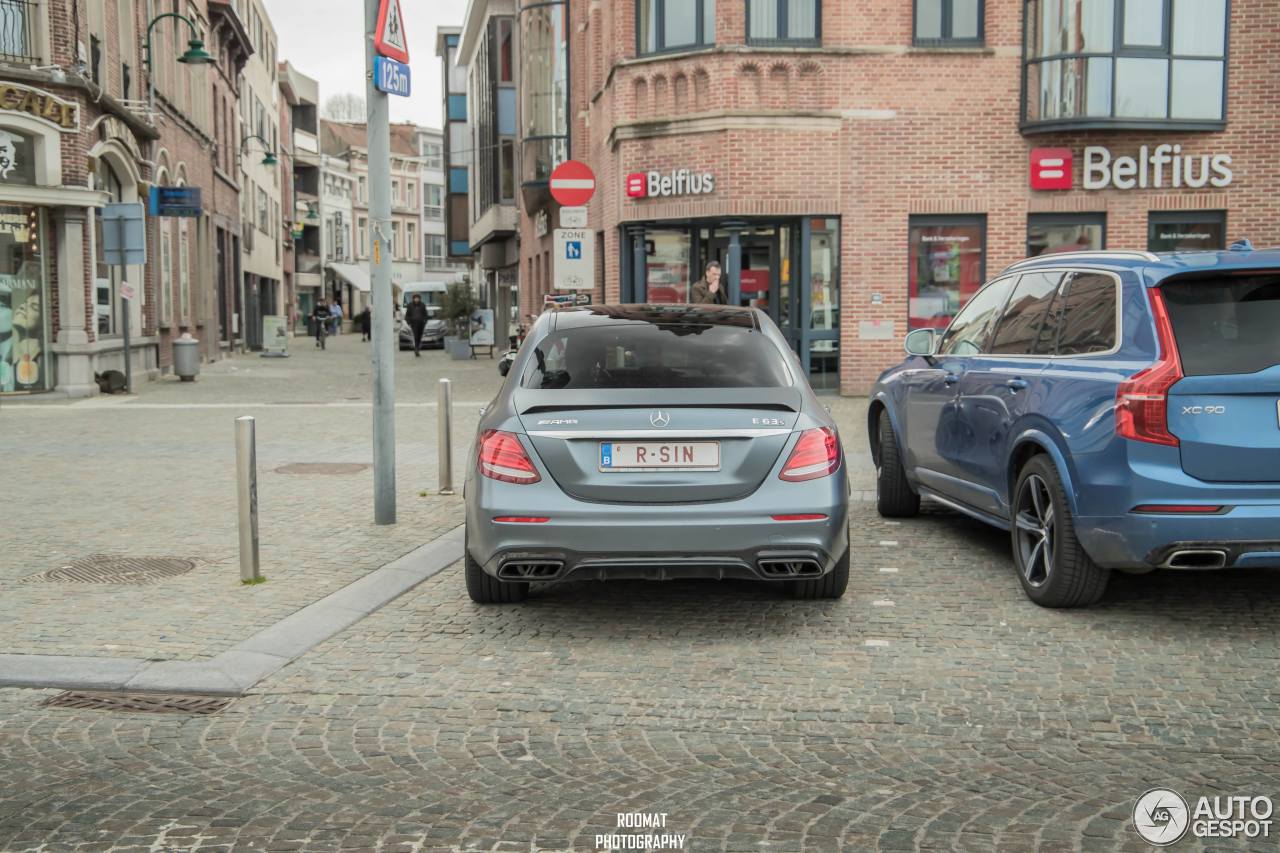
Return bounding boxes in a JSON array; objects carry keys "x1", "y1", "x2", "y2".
[
  {"x1": 1027, "y1": 213, "x2": 1105, "y2": 256},
  {"x1": 178, "y1": 220, "x2": 191, "y2": 324},
  {"x1": 0, "y1": 205, "x2": 49, "y2": 392},
  {"x1": 1023, "y1": 0, "x2": 1227, "y2": 130},
  {"x1": 1148, "y1": 211, "x2": 1225, "y2": 253},
  {"x1": 645, "y1": 230, "x2": 691, "y2": 303},
  {"x1": 908, "y1": 215, "x2": 986, "y2": 331},
  {"x1": 159, "y1": 218, "x2": 173, "y2": 326},
  {"x1": 915, "y1": 0, "x2": 983, "y2": 46},
  {"x1": 809, "y1": 218, "x2": 839, "y2": 333},
  {"x1": 0, "y1": 129, "x2": 37, "y2": 185},
  {"x1": 747, "y1": 0, "x2": 820, "y2": 44},
  {"x1": 637, "y1": 0, "x2": 715, "y2": 55}
]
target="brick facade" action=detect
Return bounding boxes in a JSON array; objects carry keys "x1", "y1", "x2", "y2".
[{"x1": 518, "y1": 0, "x2": 1280, "y2": 394}]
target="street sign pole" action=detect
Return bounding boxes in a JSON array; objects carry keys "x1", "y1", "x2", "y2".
[{"x1": 367, "y1": 0, "x2": 396, "y2": 524}]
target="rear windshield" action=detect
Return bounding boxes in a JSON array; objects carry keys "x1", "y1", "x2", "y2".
[
  {"x1": 1162, "y1": 274, "x2": 1280, "y2": 376},
  {"x1": 520, "y1": 323, "x2": 791, "y2": 389}
]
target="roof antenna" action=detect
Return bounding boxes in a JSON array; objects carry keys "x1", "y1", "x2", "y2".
[{"x1": 1229, "y1": 238, "x2": 1253, "y2": 251}]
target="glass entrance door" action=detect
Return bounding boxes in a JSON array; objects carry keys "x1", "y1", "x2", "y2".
[{"x1": 707, "y1": 225, "x2": 778, "y2": 315}]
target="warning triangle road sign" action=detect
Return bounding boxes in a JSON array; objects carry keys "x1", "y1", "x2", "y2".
[{"x1": 374, "y1": 0, "x2": 409, "y2": 64}]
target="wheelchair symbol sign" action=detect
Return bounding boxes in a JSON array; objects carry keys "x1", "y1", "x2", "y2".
[{"x1": 565, "y1": 241, "x2": 582, "y2": 259}]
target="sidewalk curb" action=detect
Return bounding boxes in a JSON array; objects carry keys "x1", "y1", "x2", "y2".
[{"x1": 0, "y1": 524, "x2": 464, "y2": 696}]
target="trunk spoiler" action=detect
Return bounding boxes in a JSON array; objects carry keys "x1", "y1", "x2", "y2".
[{"x1": 515, "y1": 387, "x2": 802, "y2": 415}]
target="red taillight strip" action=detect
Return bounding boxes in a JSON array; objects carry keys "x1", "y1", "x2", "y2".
[
  {"x1": 1131, "y1": 504, "x2": 1226, "y2": 514},
  {"x1": 779, "y1": 427, "x2": 842, "y2": 482},
  {"x1": 1115, "y1": 288, "x2": 1184, "y2": 447},
  {"x1": 771, "y1": 513, "x2": 828, "y2": 521},
  {"x1": 493, "y1": 516, "x2": 550, "y2": 523},
  {"x1": 477, "y1": 430, "x2": 542, "y2": 484}
]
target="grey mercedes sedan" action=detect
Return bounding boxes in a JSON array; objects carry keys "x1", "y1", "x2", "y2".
[{"x1": 463, "y1": 304, "x2": 849, "y2": 603}]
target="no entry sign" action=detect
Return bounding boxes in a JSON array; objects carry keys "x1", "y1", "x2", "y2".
[{"x1": 549, "y1": 160, "x2": 596, "y2": 207}]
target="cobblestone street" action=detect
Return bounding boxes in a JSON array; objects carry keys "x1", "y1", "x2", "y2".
[{"x1": 2, "y1": 342, "x2": 1279, "y2": 851}]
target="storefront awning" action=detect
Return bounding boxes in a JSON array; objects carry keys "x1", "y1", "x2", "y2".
[{"x1": 328, "y1": 262, "x2": 370, "y2": 292}]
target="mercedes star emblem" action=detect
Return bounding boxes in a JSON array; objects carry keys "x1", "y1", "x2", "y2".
[{"x1": 649, "y1": 410, "x2": 671, "y2": 428}]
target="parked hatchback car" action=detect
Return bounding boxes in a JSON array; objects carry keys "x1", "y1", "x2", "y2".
[
  {"x1": 464, "y1": 304, "x2": 850, "y2": 603},
  {"x1": 870, "y1": 247, "x2": 1280, "y2": 608}
]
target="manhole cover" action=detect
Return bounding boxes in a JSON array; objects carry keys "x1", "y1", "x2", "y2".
[
  {"x1": 41, "y1": 691, "x2": 231, "y2": 715},
  {"x1": 275, "y1": 463, "x2": 369, "y2": 475},
  {"x1": 23, "y1": 555, "x2": 197, "y2": 584}
]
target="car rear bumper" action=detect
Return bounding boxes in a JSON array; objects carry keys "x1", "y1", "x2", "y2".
[
  {"x1": 1077, "y1": 507, "x2": 1280, "y2": 570},
  {"x1": 1072, "y1": 441, "x2": 1280, "y2": 569},
  {"x1": 466, "y1": 473, "x2": 850, "y2": 583}
]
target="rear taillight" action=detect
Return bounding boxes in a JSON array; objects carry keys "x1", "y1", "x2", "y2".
[
  {"x1": 477, "y1": 430, "x2": 541, "y2": 484},
  {"x1": 779, "y1": 427, "x2": 841, "y2": 482},
  {"x1": 1116, "y1": 288, "x2": 1183, "y2": 447}
]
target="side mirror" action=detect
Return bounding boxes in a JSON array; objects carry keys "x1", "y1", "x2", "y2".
[
  {"x1": 498, "y1": 360, "x2": 510, "y2": 377},
  {"x1": 904, "y1": 328, "x2": 937, "y2": 357}
]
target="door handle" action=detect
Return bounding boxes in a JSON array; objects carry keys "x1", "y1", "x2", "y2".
[
  {"x1": 944, "y1": 373, "x2": 960, "y2": 385},
  {"x1": 1005, "y1": 378, "x2": 1029, "y2": 391}
]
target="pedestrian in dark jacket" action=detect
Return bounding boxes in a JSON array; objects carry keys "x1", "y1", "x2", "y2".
[
  {"x1": 405, "y1": 294, "x2": 429, "y2": 357},
  {"x1": 358, "y1": 306, "x2": 371, "y2": 341},
  {"x1": 690, "y1": 261, "x2": 728, "y2": 305}
]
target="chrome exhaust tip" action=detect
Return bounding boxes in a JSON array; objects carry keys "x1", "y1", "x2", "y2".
[
  {"x1": 497, "y1": 560, "x2": 564, "y2": 580},
  {"x1": 1161, "y1": 549, "x2": 1228, "y2": 570},
  {"x1": 758, "y1": 558, "x2": 823, "y2": 578}
]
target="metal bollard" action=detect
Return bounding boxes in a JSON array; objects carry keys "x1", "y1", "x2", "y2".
[
  {"x1": 438, "y1": 378, "x2": 454, "y2": 495},
  {"x1": 235, "y1": 416, "x2": 262, "y2": 583}
]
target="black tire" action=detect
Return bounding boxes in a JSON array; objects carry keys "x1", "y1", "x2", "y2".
[
  {"x1": 464, "y1": 536, "x2": 528, "y2": 604},
  {"x1": 876, "y1": 411, "x2": 920, "y2": 518},
  {"x1": 1011, "y1": 455, "x2": 1109, "y2": 608},
  {"x1": 788, "y1": 547, "x2": 849, "y2": 600}
]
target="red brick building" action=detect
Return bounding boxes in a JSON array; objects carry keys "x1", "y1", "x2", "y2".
[
  {"x1": 518, "y1": 0, "x2": 1279, "y2": 394},
  {"x1": 0, "y1": 0, "x2": 251, "y2": 395}
]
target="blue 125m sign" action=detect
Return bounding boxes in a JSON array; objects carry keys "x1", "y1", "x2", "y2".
[{"x1": 374, "y1": 56, "x2": 411, "y2": 97}]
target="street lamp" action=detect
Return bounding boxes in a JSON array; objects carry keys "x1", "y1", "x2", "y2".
[
  {"x1": 143, "y1": 13, "x2": 214, "y2": 72},
  {"x1": 240, "y1": 135, "x2": 279, "y2": 168},
  {"x1": 143, "y1": 12, "x2": 213, "y2": 118}
]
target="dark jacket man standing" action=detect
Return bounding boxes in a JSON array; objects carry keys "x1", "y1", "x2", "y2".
[
  {"x1": 690, "y1": 261, "x2": 728, "y2": 305},
  {"x1": 405, "y1": 294, "x2": 429, "y2": 357}
]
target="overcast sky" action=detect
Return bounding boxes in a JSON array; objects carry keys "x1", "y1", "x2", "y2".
[{"x1": 264, "y1": 0, "x2": 469, "y2": 128}]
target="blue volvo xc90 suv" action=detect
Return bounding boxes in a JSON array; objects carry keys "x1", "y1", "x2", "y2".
[{"x1": 870, "y1": 247, "x2": 1280, "y2": 607}]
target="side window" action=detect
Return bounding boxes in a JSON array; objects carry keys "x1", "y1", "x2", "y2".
[
  {"x1": 988, "y1": 272, "x2": 1064, "y2": 355},
  {"x1": 1056, "y1": 272, "x2": 1118, "y2": 355},
  {"x1": 938, "y1": 276, "x2": 1015, "y2": 356}
]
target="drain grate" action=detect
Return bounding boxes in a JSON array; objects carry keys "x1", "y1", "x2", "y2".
[
  {"x1": 41, "y1": 691, "x2": 232, "y2": 715},
  {"x1": 23, "y1": 555, "x2": 197, "y2": 585},
  {"x1": 275, "y1": 462, "x2": 369, "y2": 475}
]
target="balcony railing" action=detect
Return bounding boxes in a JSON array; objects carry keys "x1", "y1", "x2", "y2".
[
  {"x1": 424, "y1": 204, "x2": 443, "y2": 220},
  {"x1": 0, "y1": 0, "x2": 40, "y2": 65}
]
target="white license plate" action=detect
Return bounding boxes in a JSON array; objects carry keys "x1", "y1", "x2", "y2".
[{"x1": 599, "y1": 441, "x2": 720, "y2": 471}]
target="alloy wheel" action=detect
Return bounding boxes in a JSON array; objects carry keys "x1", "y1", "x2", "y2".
[{"x1": 1015, "y1": 474, "x2": 1055, "y2": 587}]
